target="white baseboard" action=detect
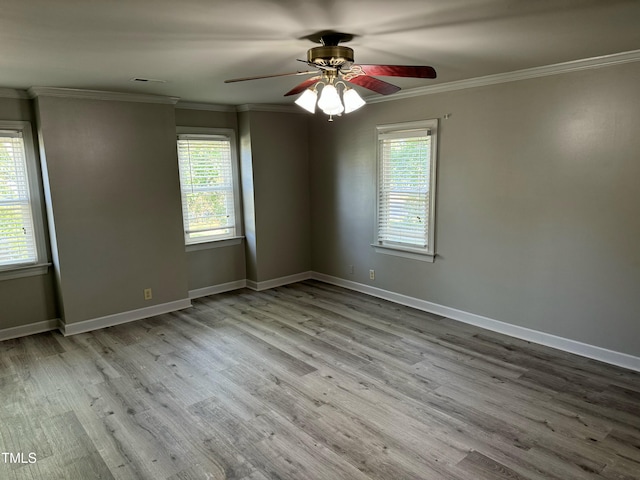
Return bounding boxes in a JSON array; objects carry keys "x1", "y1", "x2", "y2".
[
  {"x1": 189, "y1": 279, "x2": 247, "y2": 299},
  {"x1": 0, "y1": 319, "x2": 61, "y2": 342},
  {"x1": 61, "y1": 298, "x2": 192, "y2": 336},
  {"x1": 246, "y1": 271, "x2": 313, "y2": 292},
  {"x1": 310, "y1": 272, "x2": 640, "y2": 373}
]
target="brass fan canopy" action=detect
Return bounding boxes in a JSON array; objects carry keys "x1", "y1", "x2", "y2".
[{"x1": 306, "y1": 45, "x2": 354, "y2": 68}]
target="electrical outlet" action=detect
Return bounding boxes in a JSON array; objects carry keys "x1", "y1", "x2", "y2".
[
  {"x1": 143, "y1": 288, "x2": 152, "y2": 300},
  {"x1": 369, "y1": 269, "x2": 375, "y2": 280},
  {"x1": 348, "y1": 264, "x2": 354, "y2": 274}
]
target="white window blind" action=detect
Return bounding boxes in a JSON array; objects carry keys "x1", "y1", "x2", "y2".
[
  {"x1": 177, "y1": 133, "x2": 237, "y2": 244},
  {"x1": 0, "y1": 130, "x2": 38, "y2": 267},
  {"x1": 376, "y1": 120, "x2": 438, "y2": 257}
]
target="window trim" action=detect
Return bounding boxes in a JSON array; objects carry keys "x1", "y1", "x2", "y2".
[
  {"x1": 185, "y1": 236, "x2": 243, "y2": 252},
  {"x1": 176, "y1": 126, "x2": 243, "y2": 246},
  {"x1": 0, "y1": 120, "x2": 49, "y2": 280},
  {"x1": 373, "y1": 119, "x2": 438, "y2": 262}
]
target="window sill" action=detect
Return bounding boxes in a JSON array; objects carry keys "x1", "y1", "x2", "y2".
[
  {"x1": 186, "y1": 236, "x2": 244, "y2": 252},
  {"x1": 0, "y1": 263, "x2": 52, "y2": 281},
  {"x1": 371, "y1": 244, "x2": 435, "y2": 263}
]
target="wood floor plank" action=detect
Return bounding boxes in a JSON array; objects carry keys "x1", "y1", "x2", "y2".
[
  {"x1": 457, "y1": 450, "x2": 530, "y2": 480},
  {"x1": 1, "y1": 280, "x2": 639, "y2": 479},
  {"x1": 244, "y1": 408, "x2": 378, "y2": 480},
  {"x1": 28, "y1": 388, "x2": 144, "y2": 480},
  {"x1": 39, "y1": 411, "x2": 115, "y2": 479},
  {"x1": 142, "y1": 383, "x2": 256, "y2": 479}
]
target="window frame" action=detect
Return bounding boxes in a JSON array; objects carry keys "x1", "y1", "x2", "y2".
[
  {"x1": 0, "y1": 120, "x2": 49, "y2": 280},
  {"x1": 176, "y1": 127, "x2": 243, "y2": 250},
  {"x1": 373, "y1": 119, "x2": 439, "y2": 262}
]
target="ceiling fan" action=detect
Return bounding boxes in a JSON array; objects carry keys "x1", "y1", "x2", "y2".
[{"x1": 224, "y1": 31, "x2": 437, "y2": 119}]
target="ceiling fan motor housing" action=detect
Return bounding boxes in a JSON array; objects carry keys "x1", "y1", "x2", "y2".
[{"x1": 307, "y1": 45, "x2": 354, "y2": 68}]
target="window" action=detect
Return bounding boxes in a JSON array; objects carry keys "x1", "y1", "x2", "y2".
[
  {"x1": 374, "y1": 119, "x2": 438, "y2": 262},
  {"x1": 176, "y1": 128, "x2": 241, "y2": 246},
  {"x1": 0, "y1": 121, "x2": 47, "y2": 277}
]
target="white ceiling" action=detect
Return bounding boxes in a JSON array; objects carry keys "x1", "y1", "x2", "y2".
[{"x1": 2, "y1": 0, "x2": 640, "y2": 105}]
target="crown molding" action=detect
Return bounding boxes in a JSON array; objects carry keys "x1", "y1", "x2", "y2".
[
  {"x1": 367, "y1": 49, "x2": 640, "y2": 104},
  {"x1": 236, "y1": 103, "x2": 301, "y2": 114},
  {"x1": 27, "y1": 87, "x2": 180, "y2": 104},
  {"x1": 0, "y1": 88, "x2": 30, "y2": 99},
  {"x1": 175, "y1": 101, "x2": 237, "y2": 112}
]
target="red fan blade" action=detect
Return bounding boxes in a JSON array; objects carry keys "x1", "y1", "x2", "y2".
[
  {"x1": 347, "y1": 75, "x2": 401, "y2": 95},
  {"x1": 355, "y1": 64, "x2": 437, "y2": 79},
  {"x1": 284, "y1": 76, "x2": 321, "y2": 96},
  {"x1": 224, "y1": 71, "x2": 317, "y2": 83}
]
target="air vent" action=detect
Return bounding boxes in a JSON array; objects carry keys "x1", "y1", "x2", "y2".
[{"x1": 130, "y1": 77, "x2": 166, "y2": 83}]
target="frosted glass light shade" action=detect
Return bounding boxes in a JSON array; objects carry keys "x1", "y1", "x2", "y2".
[
  {"x1": 323, "y1": 104, "x2": 344, "y2": 116},
  {"x1": 295, "y1": 88, "x2": 318, "y2": 113},
  {"x1": 317, "y1": 84, "x2": 343, "y2": 113},
  {"x1": 343, "y1": 88, "x2": 365, "y2": 113}
]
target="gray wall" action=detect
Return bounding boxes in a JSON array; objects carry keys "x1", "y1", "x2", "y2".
[
  {"x1": 239, "y1": 110, "x2": 311, "y2": 282},
  {"x1": 175, "y1": 108, "x2": 246, "y2": 291},
  {"x1": 238, "y1": 111, "x2": 258, "y2": 282},
  {"x1": 0, "y1": 97, "x2": 58, "y2": 329},
  {"x1": 309, "y1": 61, "x2": 640, "y2": 357},
  {"x1": 36, "y1": 96, "x2": 189, "y2": 325}
]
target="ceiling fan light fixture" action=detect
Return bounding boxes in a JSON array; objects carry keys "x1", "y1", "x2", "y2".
[
  {"x1": 343, "y1": 87, "x2": 365, "y2": 114},
  {"x1": 225, "y1": 30, "x2": 437, "y2": 121},
  {"x1": 295, "y1": 88, "x2": 318, "y2": 113}
]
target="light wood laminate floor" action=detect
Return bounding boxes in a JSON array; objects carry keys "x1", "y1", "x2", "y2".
[{"x1": 1, "y1": 280, "x2": 639, "y2": 479}]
